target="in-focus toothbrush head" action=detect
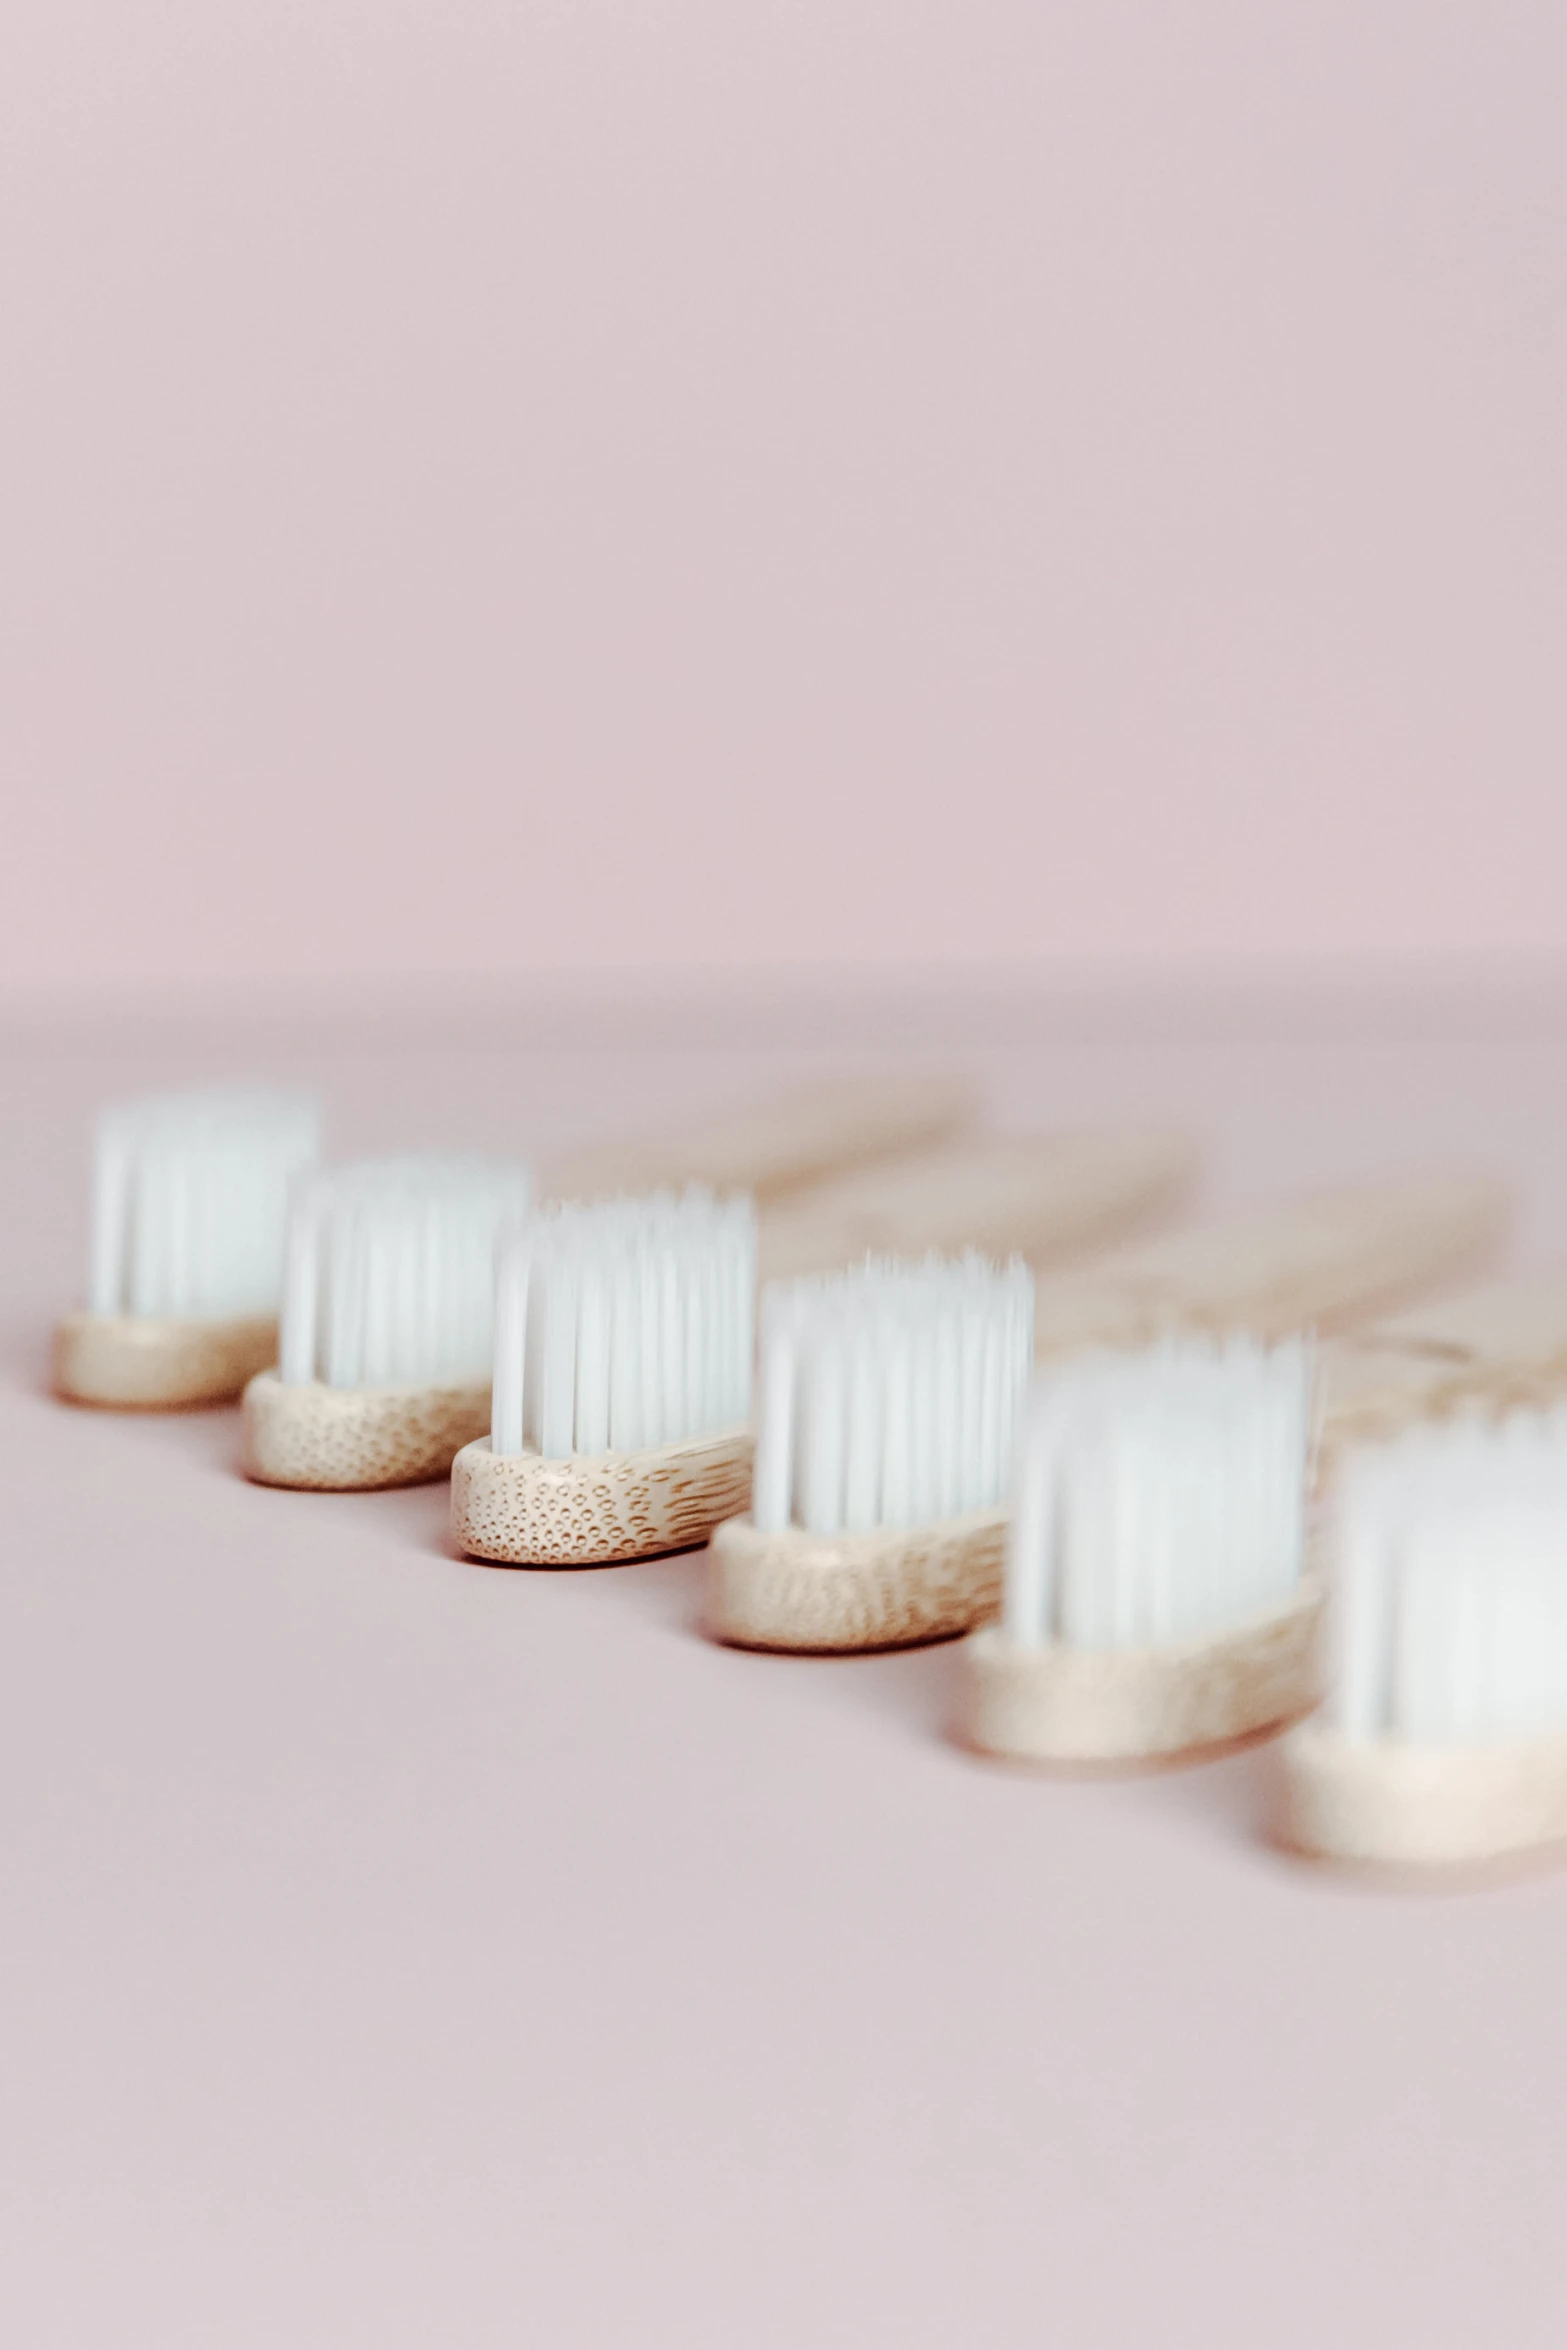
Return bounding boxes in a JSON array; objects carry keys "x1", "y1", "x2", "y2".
[
  {"x1": 278, "y1": 1155, "x2": 532, "y2": 1393},
  {"x1": 454, "y1": 1187, "x2": 758, "y2": 1566}
]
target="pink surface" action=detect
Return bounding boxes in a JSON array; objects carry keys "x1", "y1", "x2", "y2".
[
  {"x1": 5, "y1": 2, "x2": 1567, "y2": 993},
  {"x1": 5, "y1": 1013, "x2": 1567, "y2": 2344}
]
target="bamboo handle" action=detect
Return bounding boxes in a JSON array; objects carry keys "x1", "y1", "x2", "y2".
[
  {"x1": 539, "y1": 1070, "x2": 978, "y2": 1205},
  {"x1": 757, "y1": 1125, "x2": 1196, "y2": 1282}
]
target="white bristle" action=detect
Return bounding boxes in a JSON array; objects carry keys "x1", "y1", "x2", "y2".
[
  {"x1": 749, "y1": 1253, "x2": 1035, "y2": 1538},
  {"x1": 279, "y1": 1156, "x2": 531, "y2": 1390},
  {"x1": 1326, "y1": 1409, "x2": 1567, "y2": 1744},
  {"x1": 490, "y1": 1188, "x2": 757, "y2": 1460},
  {"x1": 999, "y1": 1335, "x2": 1313, "y2": 1650},
  {"x1": 89, "y1": 1087, "x2": 321, "y2": 1321}
]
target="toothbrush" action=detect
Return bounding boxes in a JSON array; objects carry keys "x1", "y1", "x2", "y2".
[
  {"x1": 451, "y1": 1188, "x2": 756, "y2": 1566},
  {"x1": 243, "y1": 1156, "x2": 530, "y2": 1490},
  {"x1": 55, "y1": 1087, "x2": 321, "y2": 1409},
  {"x1": 707, "y1": 1172, "x2": 1504, "y2": 1654},
  {"x1": 960, "y1": 1259, "x2": 1567, "y2": 1773},
  {"x1": 1283, "y1": 1412, "x2": 1567, "y2": 1872},
  {"x1": 756, "y1": 1125, "x2": 1194, "y2": 1282},
  {"x1": 958, "y1": 1336, "x2": 1320, "y2": 1766},
  {"x1": 707, "y1": 1253, "x2": 1035, "y2": 1652},
  {"x1": 54, "y1": 1069, "x2": 966, "y2": 1415}
]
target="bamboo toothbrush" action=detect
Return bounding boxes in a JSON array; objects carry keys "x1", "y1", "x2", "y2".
[
  {"x1": 244, "y1": 1155, "x2": 530, "y2": 1490},
  {"x1": 240, "y1": 1069, "x2": 989, "y2": 1496},
  {"x1": 756, "y1": 1126, "x2": 1195, "y2": 1283},
  {"x1": 707, "y1": 1171, "x2": 1504, "y2": 1653},
  {"x1": 707, "y1": 1253, "x2": 1036, "y2": 1651},
  {"x1": 958, "y1": 1335, "x2": 1320, "y2": 1766},
  {"x1": 960, "y1": 1259, "x2": 1567, "y2": 1772},
  {"x1": 55, "y1": 1070, "x2": 965, "y2": 1416},
  {"x1": 451, "y1": 1188, "x2": 756, "y2": 1566},
  {"x1": 1284, "y1": 1412, "x2": 1567, "y2": 1873},
  {"x1": 55, "y1": 1087, "x2": 322, "y2": 1408}
]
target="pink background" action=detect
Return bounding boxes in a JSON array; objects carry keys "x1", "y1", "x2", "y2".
[{"x1": 5, "y1": 0, "x2": 1567, "y2": 998}]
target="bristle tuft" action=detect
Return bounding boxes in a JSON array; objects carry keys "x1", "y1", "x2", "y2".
[
  {"x1": 279, "y1": 1156, "x2": 531, "y2": 1390},
  {"x1": 749, "y1": 1253, "x2": 1035, "y2": 1536},
  {"x1": 90, "y1": 1088, "x2": 321, "y2": 1321},
  {"x1": 491, "y1": 1188, "x2": 756, "y2": 1459},
  {"x1": 1001, "y1": 1335, "x2": 1313, "y2": 1650},
  {"x1": 1327, "y1": 1409, "x2": 1567, "y2": 1744}
]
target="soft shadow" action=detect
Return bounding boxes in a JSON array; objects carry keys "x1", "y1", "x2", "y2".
[
  {"x1": 452, "y1": 1542, "x2": 713, "y2": 1634},
  {"x1": 1131, "y1": 1736, "x2": 1283, "y2": 1845},
  {"x1": 708, "y1": 1622, "x2": 968, "y2": 1743},
  {"x1": 49, "y1": 1388, "x2": 251, "y2": 1475},
  {"x1": 2, "y1": 1317, "x2": 59, "y2": 1398},
  {"x1": 444, "y1": 1517, "x2": 973, "y2": 1744},
  {"x1": 1255, "y1": 1816, "x2": 1567, "y2": 1901}
]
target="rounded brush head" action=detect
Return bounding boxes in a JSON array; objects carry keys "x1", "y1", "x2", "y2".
[
  {"x1": 707, "y1": 1508, "x2": 1007, "y2": 1653},
  {"x1": 55, "y1": 1312, "x2": 283, "y2": 1411},
  {"x1": 706, "y1": 1251, "x2": 1034, "y2": 1650},
  {"x1": 57, "y1": 1086, "x2": 321, "y2": 1408},
  {"x1": 454, "y1": 1187, "x2": 757, "y2": 1565},
  {"x1": 242, "y1": 1154, "x2": 529, "y2": 1490},
  {"x1": 962, "y1": 1584, "x2": 1323, "y2": 1766},
  {"x1": 453, "y1": 1427, "x2": 755, "y2": 1568},
  {"x1": 1284, "y1": 1409, "x2": 1567, "y2": 1870},
  {"x1": 244, "y1": 1370, "x2": 493, "y2": 1491},
  {"x1": 959, "y1": 1333, "x2": 1320, "y2": 1765}
]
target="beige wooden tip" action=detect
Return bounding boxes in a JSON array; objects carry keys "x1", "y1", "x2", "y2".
[
  {"x1": 1319, "y1": 1262, "x2": 1567, "y2": 1460},
  {"x1": 55, "y1": 1311, "x2": 278, "y2": 1408},
  {"x1": 958, "y1": 1581, "x2": 1324, "y2": 1766},
  {"x1": 1032, "y1": 1172, "x2": 1505, "y2": 1360},
  {"x1": 707, "y1": 1510, "x2": 1007, "y2": 1653},
  {"x1": 1282, "y1": 1721, "x2": 1567, "y2": 1869},
  {"x1": 756, "y1": 1125, "x2": 1195, "y2": 1283},
  {"x1": 452, "y1": 1429, "x2": 754, "y2": 1566},
  {"x1": 243, "y1": 1369, "x2": 490, "y2": 1490},
  {"x1": 539, "y1": 1071, "x2": 975, "y2": 1206}
]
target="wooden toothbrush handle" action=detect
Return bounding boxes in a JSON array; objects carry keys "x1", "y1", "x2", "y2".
[{"x1": 538, "y1": 1070, "x2": 977, "y2": 1205}]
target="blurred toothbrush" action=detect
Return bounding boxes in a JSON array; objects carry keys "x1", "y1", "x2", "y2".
[{"x1": 56, "y1": 1087, "x2": 321, "y2": 1409}]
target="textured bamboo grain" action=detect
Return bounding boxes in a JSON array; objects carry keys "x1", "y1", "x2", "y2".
[
  {"x1": 55, "y1": 1312, "x2": 279, "y2": 1409},
  {"x1": 1283, "y1": 1721, "x2": 1567, "y2": 1868},
  {"x1": 243, "y1": 1370, "x2": 491, "y2": 1490},
  {"x1": 452, "y1": 1429, "x2": 754, "y2": 1566},
  {"x1": 957, "y1": 1581, "x2": 1324, "y2": 1765},
  {"x1": 707, "y1": 1510, "x2": 1008, "y2": 1653},
  {"x1": 756, "y1": 1125, "x2": 1195, "y2": 1283},
  {"x1": 540, "y1": 1072, "x2": 976, "y2": 1206}
]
